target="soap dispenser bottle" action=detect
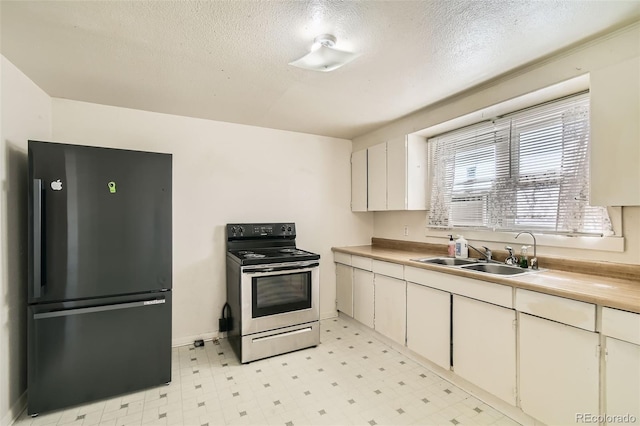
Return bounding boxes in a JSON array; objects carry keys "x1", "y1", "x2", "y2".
[
  {"x1": 447, "y1": 235, "x2": 455, "y2": 257},
  {"x1": 455, "y1": 235, "x2": 468, "y2": 258},
  {"x1": 519, "y1": 245, "x2": 530, "y2": 268}
]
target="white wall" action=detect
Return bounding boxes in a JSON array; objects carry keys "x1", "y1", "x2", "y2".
[
  {"x1": 51, "y1": 99, "x2": 373, "y2": 346},
  {"x1": 353, "y1": 23, "x2": 640, "y2": 265},
  {"x1": 0, "y1": 56, "x2": 52, "y2": 426}
]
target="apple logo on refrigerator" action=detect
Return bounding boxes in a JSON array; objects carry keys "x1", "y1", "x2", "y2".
[{"x1": 50, "y1": 179, "x2": 63, "y2": 191}]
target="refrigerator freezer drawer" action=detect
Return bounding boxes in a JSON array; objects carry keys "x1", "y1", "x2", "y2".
[{"x1": 27, "y1": 292, "x2": 172, "y2": 415}]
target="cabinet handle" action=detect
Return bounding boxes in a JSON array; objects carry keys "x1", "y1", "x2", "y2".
[{"x1": 32, "y1": 179, "x2": 43, "y2": 298}]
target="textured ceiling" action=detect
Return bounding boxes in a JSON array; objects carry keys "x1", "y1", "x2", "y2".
[{"x1": 1, "y1": 1, "x2": 639, "y2": 139}]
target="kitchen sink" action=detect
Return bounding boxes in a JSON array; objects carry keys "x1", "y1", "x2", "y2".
[
  {"x1": 461, "y1": 263, "x2": 528, "y2": 275},
  {"x1": 412, "y1": 257, "x2": 480, "y2": 266},
  {"x1": 411, "y1": 256, "x2": 543, "y2": 276}
]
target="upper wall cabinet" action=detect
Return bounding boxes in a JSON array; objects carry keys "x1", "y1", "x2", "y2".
[
  {"x1": 367, "y1": 142, "x2": 387, "y2": 210},
  {"x1": 364, "y1": 134, "x2": 428, "y2": 211},
  {"x1": 351, "y1": 149, "x2": 368, "y2": 212},
  {"x1": 590, "y1": 56, "x2": 640, "y2": 206}
]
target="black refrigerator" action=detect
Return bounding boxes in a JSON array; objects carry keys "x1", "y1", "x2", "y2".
[{"x1": 27, "y1": 140, "x2": 172, "y2": 415}]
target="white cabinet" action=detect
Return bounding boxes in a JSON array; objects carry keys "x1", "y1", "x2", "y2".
[
  {"x1": 452, "y1": 295, "x2": 516, "y2": 405},
  {"x1": 374, "y1": 274, "x2": 406, "y2": 345},
  {"x1": 602, "y1": 307, "x2": 640, "y2": 423},
  {"x1": 602, "y1": 306, "x2": 640, "y2": 345},
  {"x1": 353, "y1": 268, "x2": 374, "y2": 328},
  {"x1": 515, "y1": 288, "x2": 595, "y2": 331},
  {"x1": 519, "y1": 313, "x2": 599, "y2": 425},
  {"x1": 351, "y1": 255, "x2": 372, "y2": 271},
  {"x1": 406, "y1": 282, "x2": 450, "y2": 370},
  {"x1": 405, "y1": 266, "x2": 512, "y2": 308},
  {"x1": 351, "y1": 149, "x2": 368, "y2": 212},
  {"x1": 604, "y1": 337, "x2": 640, "y2": 423},
  {"x1": 333, "y1": 251, "x2": 351, "y2": 266},
  {"x1": 372, "y1": 260, "x2": 403, "y2": 280},
  {"x1": 366, "y1": 134, "x2": 427, "y2": 211},
  {"x1": 590, "y1": 56, "x2": 640, "y2": 206},
  {"x1": 336, "y1": 263, "x2": 354, "y2": 317},
  {"x1": 367, "y1": 142, "x2": 387, "y2": 211},
  {"x1": 388, "y1": 135, "x2": 428, "y2": 210}
]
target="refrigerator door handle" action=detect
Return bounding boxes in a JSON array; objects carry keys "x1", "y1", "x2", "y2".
[
  {"x1": 33, "y1": 297, "x2": 167, "y2": 320},
  {"x1": 32, "y1": 179, "x2": 43, "y2": 298}
]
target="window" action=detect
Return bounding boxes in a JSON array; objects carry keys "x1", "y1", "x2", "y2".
[{"x1": 427, "y1": 92, "x2": 612, "y2": 236}]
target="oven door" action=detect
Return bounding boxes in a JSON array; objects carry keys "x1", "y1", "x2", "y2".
[{"x1": 240, "y1": 261, "x2": 319, "y2": 335}]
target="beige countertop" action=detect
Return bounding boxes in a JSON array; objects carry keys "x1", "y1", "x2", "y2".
[{"x1": 332, "y1": 244, "x2": 640, "y2": 315}]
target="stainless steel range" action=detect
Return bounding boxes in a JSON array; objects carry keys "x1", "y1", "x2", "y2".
[{"x1": 225, "y1": 223, "x2": 320, "y2": 363}]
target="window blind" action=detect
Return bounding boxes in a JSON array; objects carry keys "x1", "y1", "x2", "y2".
[{"x1": 427, "y1": 92, "x2": 612, "y2": 236}]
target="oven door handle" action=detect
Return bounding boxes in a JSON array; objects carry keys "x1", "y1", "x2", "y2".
[{"x1": 243, "y1": 262, "x2": 319, "y2": 274}]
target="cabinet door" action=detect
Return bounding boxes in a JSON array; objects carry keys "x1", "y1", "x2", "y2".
[
  {"x1": 605, "y1": 337, "x2": 640, "y2": 423},
  {"x1": 406, "y1": 134, "x2": 428, "y2": 210},
  {"x1": 353, "y1": 269, "x2": 374, "y2": 328},
  {"x1": 374, "y1": 275, "x2": 406, "y2": 345},
  {"x1": 590, "y1": 57, "x2": 640, "y2": 206},
  {"x1": 336, "y1": 264, "x2": 354, "y2": 317},
  {"x1": 407, "y1": 283, "x2": 450, "y2": 369},
  {"x1": 367, "y1": 142, "x2": 387, "y2": 211},
  {"x1": 453, "y1": 295, "x2": 516, "y2": 405},
  {"x1": 351, "y1": 150, "x2": 368, "y2": 212},
  {"x1": 386, "y1": 137, "x2": 407, "y2": 211},
  {"x1": 519, "y1": 313, "x2": 599, "y2": 425}
]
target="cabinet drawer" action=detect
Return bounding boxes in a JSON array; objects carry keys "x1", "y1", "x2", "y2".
[
  {"x1": 351, "y1": 255, "x2": 373, "y2": 271},
  {"x1": 372, "y1": 260, "x2": 404, "y2": 279},
  {"x1": 405, "y1": 266, "x2": 512, "y2": 308},
  {"x1": 333, "y1": 252, "x2": 352, "y2": 265},
  {"x1": 515, "y1": 289, "x2": 595, "y2": 331},
  {"x1": 602, "y1": 307, "x2": 640, "y2": 345}
]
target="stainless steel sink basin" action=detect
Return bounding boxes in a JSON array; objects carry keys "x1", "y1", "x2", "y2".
[
  {"x1": 412, "y1": 257, "x2": 480, "y2": 266},
  {"x1": 461, "y1": 263, "x2": 528, "y2": 275}
]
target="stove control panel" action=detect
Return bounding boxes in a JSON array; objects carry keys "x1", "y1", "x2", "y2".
[{"x1": 227, "y1": 223, "x2": 296, "y2": 239}]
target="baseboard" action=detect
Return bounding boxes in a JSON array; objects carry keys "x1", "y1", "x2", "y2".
[
  {"x1": 320, "y1": 310, "x2": 338, "y2": 321},
  {"x1": 2, "y1": 391, "x2": 26, "y2": 426}
]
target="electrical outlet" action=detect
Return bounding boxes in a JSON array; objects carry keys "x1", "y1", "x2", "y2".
[{"x1": 404, "y1": 225, "x2": 409, "y2": 236}]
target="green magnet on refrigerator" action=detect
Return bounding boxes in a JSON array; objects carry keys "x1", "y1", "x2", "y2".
[{"x1": 108, "y1": 181, "x2": 116, "y2": 193}]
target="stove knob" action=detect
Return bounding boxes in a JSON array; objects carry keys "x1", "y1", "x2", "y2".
[
  {"x1": 230, "y1": 226, "x2": 236, "y2": 234},
  {"x1": 287, "y1": 226, "x2": 292, "y2": 232},
  {"x1": 238, "y1": 226, "x2": 244, "y2": 234},
  {"x1": 281, "y1": 226, "x2": 286, "y2": 232}
]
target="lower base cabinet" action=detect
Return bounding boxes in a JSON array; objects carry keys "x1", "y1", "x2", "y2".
[
  {"x1": 353, "y1": 268, "x2": 374, "y2": 328},
  {"x1": 406, "y1": 283, "x2": 450, "y2": 370},
  {"x1": 605, "y1": 337, "x2": 640, "y2": 423},
  {"x1": 336, "y1": 263, "x2": 354, "y2": 317},
  {"x1": 374, "y1": 275, "x2": 406, "y2": 345},
  {"x1": 452, "y1": 295, "x2": 516, "y2": 405},
  {"x1": 519, "y1": 313, "x2": 599, "y2": 425},
  {"x1": 335, "y1": 254, "x2": 639, "y2": 426}
]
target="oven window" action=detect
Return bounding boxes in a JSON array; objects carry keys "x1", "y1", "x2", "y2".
[{"x1": 252, "y1": 271, "x2": 311, "y2": 318}]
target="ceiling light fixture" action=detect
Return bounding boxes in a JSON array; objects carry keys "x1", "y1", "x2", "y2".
[{"x1": 289, "y1": 34, "x2": 360, "y2": 72}]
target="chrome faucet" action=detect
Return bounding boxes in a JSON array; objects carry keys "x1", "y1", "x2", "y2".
[
  {"x1": 504, "y1": 246, "x2": 518, "y2": 265},
  {"x1": 468, "y1": 244, "x2": 492, "y2": 262},
  {"x1": 516, "y1": 231, "x2": 538, "y2": 270}
]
